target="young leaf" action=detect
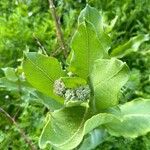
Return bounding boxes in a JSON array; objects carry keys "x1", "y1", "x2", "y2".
[
  {"x1": 105, "y1": 98, "x2": 150, "y2": 138},
  {"x1": 110, "y1": 34, "x2": 149, "y2": 58},
  {"x1": 23, "y1": 52, "x2": 65, "y2": 103},
  {"x1": 69, "y1": 21, "x2": 106, "y2": 79},
  {"x1": 61, "y1": 77, "x2": 87, "y2": 89},
  {"x1": 78, "y1": 4, "x2": 111, "y2": 52},
  {"x1": 90, "y1": 58, "x2": 129, "y2": 110}
]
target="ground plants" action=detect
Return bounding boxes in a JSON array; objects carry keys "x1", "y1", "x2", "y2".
[{"x1": 22, "y1": 5, "x2": 150, "y2": 150}]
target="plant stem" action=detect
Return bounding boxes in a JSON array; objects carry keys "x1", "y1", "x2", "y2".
[
  {"x1": 33, "y1": 33, "x2": 48, "y2": 56},
  {"x1": 0, "y1": 107, "x2": 37, "y2": 150},
  {"x1": 48, "y1": 0, "x2": 67, "y2": 58}
]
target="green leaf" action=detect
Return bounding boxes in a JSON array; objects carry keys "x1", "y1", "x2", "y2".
[
  {"x1": 68, "y1": 5, "x2": 111, "y2": 79},
  {"x1": 90, "y1": 58, "x2": 129, "y2": 110},
  {"x1": 0, "y1": 77, "x2": 19, "y2": 91},
  {"x1": 39, "y1": 106, "x2": 115, "y2": 150},
  {"x1": 78, "y1": 128, "x2": 108, "y2": 150},
  {"x1": 110, "y1": 34, "x2": 149, "y2": 58},
  {"x1": 2, "y1": 67, "x2": 18, "y2": 82},
  {"x1": 78, "y1": 4, "x2": 111, "y2": 52},
  {"x1": 83, "y1": 113, "x2": 116, "y2": 135},
  {"x1": 61, "y1": 77, "x2": 87, "y2": 89},
  {"x1": 64, "y1": 100, "x2": 89, "y2": 108},
  {"x1": 39, "y1": 106, "x2": 89, "y2": 150},
  {"x1": 23, "y1": 52, "x2": 65, "y2": 103},
  {"x1": 105, "y1": 98, "x2": 150, "y2": 138},
  {"x1": 69, "y1": 21, "x2": 106, "y2": 79},
  {"x1": 33, "y1": 91, "x2": 63, "y2": 111}
]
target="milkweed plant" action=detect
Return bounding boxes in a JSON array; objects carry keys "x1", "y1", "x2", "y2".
[{"x1": 23, "y1": 5, "x2": 150, "y2": 150}]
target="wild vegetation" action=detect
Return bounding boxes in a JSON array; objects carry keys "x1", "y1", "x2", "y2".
[{"x1": 0, "y1": 0, "x2": 150, "y2": 150}]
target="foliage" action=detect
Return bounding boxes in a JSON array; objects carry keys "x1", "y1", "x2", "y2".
[
  {"x1": 0, "y1": 0, "x2": 150, "y2": 150},
  {"x1": 23, "y1": 4, "x2": 150, "y2": 150}
]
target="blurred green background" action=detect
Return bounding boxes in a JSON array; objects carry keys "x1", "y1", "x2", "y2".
[{"x1": 0, "y1": 0, "x2": 150, "y2": 149}]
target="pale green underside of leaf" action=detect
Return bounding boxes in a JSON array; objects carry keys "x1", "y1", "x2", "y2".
[
  {"x1": 91, "y1": 58, "x2": 129, "y2": 110},
  {"x1": 39, "y1": 99, "x2": 150, "y2": 149},
  {"x1": 23, "y1": 52, "x2": 65, "y2": 103},
  {"x1": 39, "y1": 106, "x2": 115, "y2": 150},
  {"x1": 39, "y1": 106, "x2": 88, "y2": 150},
  {"x1": 110, "y1": 34, "x2": 149, "y2": 58},
  {"x1": 78, "y1": 128, "x2": 108, "y2": 150},
  {"x1": 105, "y1": 98, "x2": 150, "y2": 138}
]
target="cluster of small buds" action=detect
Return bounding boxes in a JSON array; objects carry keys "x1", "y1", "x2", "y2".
[
  {"x1": 75, "y1": 85, "x2": 90, "y2": 100},
  {"x1": 53, "y1": 79, "x2": 91, "y2": 101},
  {"x1": 65, "y1": 89, "x2": 76, "y2": 100},
  {"x1": 53, "y1": 79, "x2": 66, "y2": 96}
]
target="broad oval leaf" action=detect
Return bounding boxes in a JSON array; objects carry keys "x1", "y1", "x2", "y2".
[
  {"x1": 47, "y1": 99, "x2": 150, "y2": 150},
  {"x1": 39, "y1": 106, "x2": 89, "y2": 150},
  {"x1": 90, "y1": 58, "x2": 129, "y2": 110},
  {"x1": 69, "y1": 21, "x2": 106, "y2": 79},
  {"x1": 39, "y1": 106, "x2": 116, "y2": 150},
  {"x1": 68, "y1": 5, "x2": 111, "y2": 80},
  {"x1": 23, "y1": 52, "x2": 65, "y2": 103},
  {"x1": 105, "y1": 98, "x2": 150, "y2": 138}
]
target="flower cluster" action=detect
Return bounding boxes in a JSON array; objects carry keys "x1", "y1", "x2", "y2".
[
  {"x1": 53, "y1": 79, "x2": 90, "y2": 101},
  {"x1": 53, "y1": 79, "x2": 65, "y2": 96}
]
